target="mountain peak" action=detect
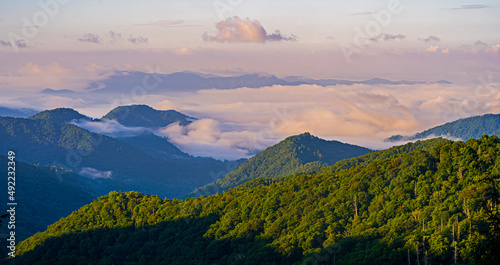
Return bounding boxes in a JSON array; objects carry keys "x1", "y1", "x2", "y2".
[
  {"x1": 102, "y1": 105, "x2": 194, "y2": 128},
  {"x1": 28, "y1": 108, "x2": 92, "y2": 124},
  {"x1": 191, "y1": 133, "x2": 371, "y2": 196},
  {"x1": 385, "y1": 113, "x2": 500, "y2": 142}
]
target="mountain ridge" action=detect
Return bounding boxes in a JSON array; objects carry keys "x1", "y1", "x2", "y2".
[
  {"x1": 386, "y1": 113, "x2": 500, "y2": 142},
  {"x1": 190, "y1": 132, "x2": 372, "y2": 197}
]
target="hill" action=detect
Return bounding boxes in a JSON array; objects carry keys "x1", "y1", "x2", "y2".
[
  {"x1": 0, "y1": 116, "x2": 228, "y2": 198},
  {"x1": 0, "y1": 107, "x2": 38, "y2": 118},
  {"x1": 28, "y1": 108, "x2": 93, "y2": 124},
  {"x1": 101, "y1": 104, "x2": 194, "y2": 128},
  {"x1": 190, "y1": 132, "x2": 372, "y2": 196},
  {"x1": 8, "y1": 136, "x2": 500, "y2": 264},
  {"x1": 0, "y1": 155, "x2": 94, "y2": 242},
  {"x1": 386, "y1": 113, "x2": 500, "y2": 142},
  {"x1": 30, "y1": 107, "x2": 194, "y2": 161},
  {"x1": 117, "y1": 132, "x2": 190, "y2": 159}
]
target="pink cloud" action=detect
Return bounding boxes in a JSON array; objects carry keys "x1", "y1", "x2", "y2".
[
  {"x1": 202, "y1": 16, "x2": 296, "y2": 43},
  {"x1": 426, "y1": 45, "x2": 440, "y2": 52},
  {"x1": 486, "y1": 44, "x2": 500, "y2": 54}
]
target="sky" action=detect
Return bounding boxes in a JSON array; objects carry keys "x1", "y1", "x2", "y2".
[{"x1": 0, "y1": 0, "x2": 499, "y2": 159}]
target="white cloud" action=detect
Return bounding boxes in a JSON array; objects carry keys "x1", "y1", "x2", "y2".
[
  {"x1": 72, "y1": 119, "x2": 150, "y2": 138},
  {"x1": 79, "y1": 167, "x2": 113, "y2": 179},
  {"x1": 157, "y1": 119, "x2": 276, "y2": 160},
  {"x1": 156, "y1": 82, "x2": 500, "y2": 153}
]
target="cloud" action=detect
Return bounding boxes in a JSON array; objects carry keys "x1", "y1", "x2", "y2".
[
  {"x1": 0, "y1": 38, "x2": 28, "y2": 49},
  {"x1": 486, "y1": 44, "x2": 500, "y2": 54},
  {"x1": 109, "y1": 31, "x2": 123, "y2": 43},
  {"x1": 452, "y1": 4, "x2": 490, "y2": 10},
  {"x1": 158, "y1": 119, "x2": 274, "y2": 160},
  {"x1": 350, "y1": 11, "x2": 376, "y2": 16},
  {"x1": 135, "y1": 19, "x2": 185, "y2": 26},
  {"x1": 171, "y1": 47, "x2": 193, "y2": 55},
  {"x1": 78, "y1": 167, "x2": 112, "y2": 179},
  {"x1": 426, "y1": 45, "x2": 440, "y2": 52},
  {"x1": 127, "y1": 35, "x2": 149, "y2": 44},
  {"x1": 153, "y1": 81, "x2": 500, "y2": 153},
  {"x1": 78, "y1": 33, "x2": 101, "y2": 44},
  {"x1": 369, "y1": 33, "x2": 406, "y2": 42},
  {"x1": 71, "y1": 119, "x2": 150, "y2": 138},
  {"x1": 202, "y1": 16, "x2": 297, "y2": 43},
  {"x1": 423, "y1": 35, "x2": 440, "y2": 44},
  {"x1": 441, "y1": 48, "x2": 450, "y2": 54}
]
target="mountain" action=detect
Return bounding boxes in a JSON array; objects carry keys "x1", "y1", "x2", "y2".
[
  {"x1": 0, "y1": 116, "x2": 229, "y2": 198},
  {"x1": 0, "y1": 155, "x2": 94, "y2": 241},
  {"x1": 0, "y1": 107, "x2": 38, "y2": 118},
  {"x1": 41, "y1": 88, "x2": 79, "y2": 98},
  {"x1": 91, "y1": 71, "x2": 306, "y2": 94},
  {"x1": 84, "y1": 72, "x2": 452, "y2": 95},
  {"x1": 386, "y1": 113, "x2": 500, "y2": 142},
  {"x1": 9, "y1": 136, "x2": 499, "y2": 264},
  {"x1": 191, "y1": 132, "x2": 372, "y2": 196},
  {"x1": 117, "y1": 132, "x2": 190, "y2": 159},
  {"x1": 102, "y1": 104, "x2": 194, "y2": 128},
  {"x1": 282, "y1": 76, "x2": 449, "y2": 86},
  {"x1": 28, "y1": 108, "x2": 94, "y2": 124},
  {"x1": 30, "y1": 106, "x2": 192, "y2": 160},
  {"x1": 231, "y1": 137, "x2": 453, "y2": 192}
]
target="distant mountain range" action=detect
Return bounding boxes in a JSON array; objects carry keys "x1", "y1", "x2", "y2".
[
  {"x1": 386, "y1": 113, "x2": 500, "y2": 142},
  {"x1": 191, "y1": 132, "x2": 372, "y2": 196},
  {"x1": 40, "y1": 71, "x2": 452, "y2": 96},
  {"x1": 0, "y1": 106, "x2": 38, "y2": 118}
]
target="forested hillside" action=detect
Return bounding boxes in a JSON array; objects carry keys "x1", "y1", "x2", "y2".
[
  {"x1": 386, "y1": 113, "x2": 500, "y2": 142},
  {"x1": 0, "y1": 156, "x2": 94, "y2": 243},
  {"x1": 102, "y1": 104, "x2": 194, "y2": 128},
  {"x1": 191, "y1": 133, "x2": 371, "y2": 196},
  {"x1": 8, "y1": 136, "x2": 500, "y2": 265}
]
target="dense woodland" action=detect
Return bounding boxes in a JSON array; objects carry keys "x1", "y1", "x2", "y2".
[
  {"x1": 192, "y1": 133, "x2": 371, "y2": 197},
  {"x1": 0, "y1": 156, "x2": 94, "y2": 242},
  {"x1": 101, "y1": 104, "x2": 193, "y2": 128},
  {"x1": 6, "y1": 136, "x2": 500, "y2": 264},
  {"x1": 0, "y1": 113, "x2": 236, "y2": 198}
]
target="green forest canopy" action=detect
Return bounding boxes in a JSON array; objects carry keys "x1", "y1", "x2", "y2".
[{"x1": 7, "y1": 136, "x2": 500, "y2": 264}]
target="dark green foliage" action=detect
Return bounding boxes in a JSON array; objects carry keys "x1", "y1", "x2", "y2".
[
  {"x1": 386, "y1": 113, "x2": 500, "y2": 142},
  {"x1": 471, "y1": 173, "x2": 500, "y2": 264},
  {"x1": 28, "y1": 108, "x2": 93, "y2": 124},
  {"x1": 102, "y1": 104, "x2": 193, "y2": 128},
  {"x1": 0, "y1": 116, "x2": 232, "y2": 198},
  {"x1": 191, "y1": 132, "x2": 372, "y2": 196},
  {"x1": 0, "y1": 155, "x2": 94, "y2": 243},
  {"x1": 9, "y1": 136, "x2": 500, "y2": 264},
  {"x1": 118, "y1": 132, "x2": 190, "y2": 159}
]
